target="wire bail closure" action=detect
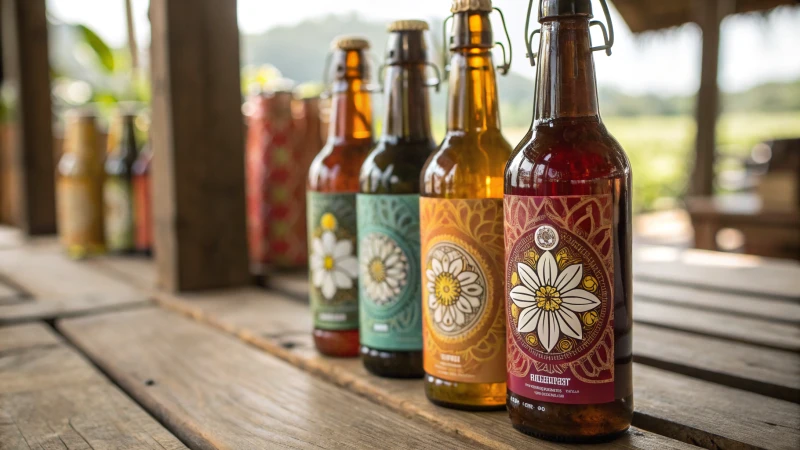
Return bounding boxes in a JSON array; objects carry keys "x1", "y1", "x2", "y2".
[
  {"x1": 441, "y1": 6, "x2": 513, "y2": 78},
  {"x1": 321, "y1": 49, "x2": 381, "y2": 98},
  {"x1": 375, "y1": 61, "x2": 443, "y2": 94},
  {"x1": 525, "y1": 0, "x2": 615, "y2": 66}
]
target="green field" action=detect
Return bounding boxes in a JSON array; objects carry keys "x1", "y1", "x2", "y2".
[{"x1": 474, "y1": 112, "x2": 800, "y2": 213}]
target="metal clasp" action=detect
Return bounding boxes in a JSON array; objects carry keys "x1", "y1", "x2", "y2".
[
  {"x1": 375, "y1": 61, "x2": 442, "y2": 93},
  {"x1": 321, "y1": 49, "x2": 380, "y2": 98},
  {"x1": 524, "y1": 0, "x2": 616, "y2": 66},
  {"x1": 440, "y1": 7, "x2": 513, "y2": 78}
]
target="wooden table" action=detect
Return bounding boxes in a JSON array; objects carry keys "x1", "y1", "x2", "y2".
[{"x1": 1, "y1": 230, "x2": 798, "y2": 449}]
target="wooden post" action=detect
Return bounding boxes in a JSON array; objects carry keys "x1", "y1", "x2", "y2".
[
  {"x1": 691, "y1": 0, "x2": 735, "y2": 197},
  {"x1": 0, "y1": 0, "x2": 55, "y2": 234},
  {"x1": 149, "y1": 0, "x2": 250, "y2": 292}
]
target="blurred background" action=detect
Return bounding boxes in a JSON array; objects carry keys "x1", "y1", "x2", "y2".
[{"x1": 1, "y1": 0, "x2": 799, "y2": 260}]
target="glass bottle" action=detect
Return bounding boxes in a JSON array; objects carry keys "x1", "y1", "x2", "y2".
[
  {"x1": 420, "y1": 0, "x2": 513, "y2": 410},
  {"x1": 104, "y1": 111, "x2": 139, "y2": 253},
  {"x1": 504, "y1": 0, "x2": 633, "y2": 442},
  {"x1": 358, "y1": 20, "x2": 437, "y2": 378},
  {"x1": 132, "y1": 141, "x2": 153, "y2": 256},
  {"x1": 57, "y1": 109, "x2": 105, "y2": 258},
  {"x1": 307, "y1": 36, "x2": 374, "y2": 357}
]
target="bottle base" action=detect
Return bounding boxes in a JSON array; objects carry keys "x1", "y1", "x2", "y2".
[
  {"x1": 313, "y1": 328, "x2": 359, "y2": 358},
  {"x1": 424, "y1": 373, "x2": 506, "y2": 411},
  {"x1": 361, "y1": 346, "x2": 423, "y2": 379},
  {"x1": 512, "y1": 423, "x2": 629, "y2": 443}
]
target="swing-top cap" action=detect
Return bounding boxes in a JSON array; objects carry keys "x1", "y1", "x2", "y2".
[
  {"x1": 331, "y1": 35, "x2": 370, "y2": 51},
  {"x1": 387, "y1": 19, "x2": 429, "y2": 32},
  {"x1": 451, "y1": 0, "x2": 492, "y2": 13}
]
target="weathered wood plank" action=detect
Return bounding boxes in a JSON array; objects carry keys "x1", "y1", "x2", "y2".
[
  {"x1": 149, "y1": 0, "x2": 249, "y2": 291},
  {"x1": 0, "y1": 246, "x2": 147, "y2": 324},
  {"x1": 59, "y1": 307, "x2": 496, "y2": 450},
  {"x1": 635, "y1": 280, "x2": 800, "y2": 325},
  {"x1": 140, "y1": 289, "x2": 688, "y2": 449},
  {"x1": 634, "y1": 246, "x2": 800, "y2": 300},
  {"x1": 0, "y1": 0, "x2": 56, "y2": 235},
  {"x1": 635, "y1": 324, "x2": 800, "y2": 403},
  {"x1": 635, "y1": 301, "x2": 800, "y2": 352},
  {"x1": 0, "y1": 226, "x2": 23, "y2": 249},
  {"x1": 0, "y1": 322, "x2": 187, "y2": 449}
]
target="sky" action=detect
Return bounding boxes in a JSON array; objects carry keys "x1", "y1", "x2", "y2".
[{"x1": 47, "y1": 0, "x2": 800, "y2": 96}]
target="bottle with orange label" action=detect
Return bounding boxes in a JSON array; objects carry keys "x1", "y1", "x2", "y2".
[
  {"x1": 56, "y1": 108, "x2": 106, "y2": 258},
  {"x1": 307, "y1": 36, "x2": 374, "y2": 357},
  {"x1": 504, "y1": 0, "x2": 633, "y2": 441},
  {"x1": 419, "y1": 0, "x2": 513, "y2": 410}
]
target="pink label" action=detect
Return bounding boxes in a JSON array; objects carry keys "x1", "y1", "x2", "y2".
[{"x1": 504, "y1": 195, "x2": 614, "y2": 405}]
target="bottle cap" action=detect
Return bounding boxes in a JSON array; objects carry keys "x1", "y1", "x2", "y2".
[
  {"x1": 450, "y1": 0, "x2": 492, "y2": 13},
  {"x1": 539, "y1": 0, "x2": 593, "y2": 21},
  {"x1": 387, "y1": 19, "x2": 429, "y2": 32},
  {"x1": 332, "y1": 35, "x2": 370, "y2": 51}
]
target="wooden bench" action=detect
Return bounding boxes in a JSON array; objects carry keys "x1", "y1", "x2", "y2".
[{"x1": 1, "y1": 237, "x2": 799, "y2": 449}]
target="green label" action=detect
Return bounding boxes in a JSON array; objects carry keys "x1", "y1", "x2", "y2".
[
  {"x1": 357, "y1": 194, "x2": 421, "y2": 351},
  {"x1": 104, "y1": 177, "x2": 134, "y2": 251},
  {"x1": 307, "y1": 192, "x2": 359, "y2": 329}
]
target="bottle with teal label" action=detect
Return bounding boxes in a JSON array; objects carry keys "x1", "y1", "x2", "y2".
[
  {"x1": 357, "y1": 20, "x2": 438, "y2": 378},
  {"x1": 307, "y1": 36, "x2": 374, "y2": 357}
]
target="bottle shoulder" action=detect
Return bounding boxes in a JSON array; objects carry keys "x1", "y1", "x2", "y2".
[
  {"x1": 359, "y1": 138, "x2": 436, "y2": 194},
  {"x1": 308, "y1": 139, "x2": 372, "y2": 192},
  {"x1": 505, "y1": 120, "x2": 631, "y2": 189}
]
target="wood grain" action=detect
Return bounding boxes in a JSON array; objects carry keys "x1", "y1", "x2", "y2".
[
  {"x1": 635, "y1": 280, "x2": 800, "y2": 325},
  {"x1": 0, "y1": 322, "x2": 186, "y2": 449},
  {"x1": 59, "y1": 307, "x2": 493, "y2": 450},
  {"x1": 634, "y1": 246, "x2": 800, "y2": 300},
  {"x1": 635, "y1": 301, "x2": 800, "y2": 352},
  {"x1": 635, "y1": 324, "x2": 800, "y2": 402},
  {"x1": 149, "y1": 0, "x2": 249, "y2": 291},
  {"x1": 0, "y1": 246, "x2": 147, "y2": 324},
  {"x1": 0, "y1": 0, "x2": 56, "y2": 235},
  {"x1": 142, "y1": 289, "x2": 689, "y2": 449}
]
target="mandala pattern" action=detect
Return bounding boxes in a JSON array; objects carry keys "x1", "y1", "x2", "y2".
[{"x1": 425, "y1": 243, "x2": 486, "y2": 335}]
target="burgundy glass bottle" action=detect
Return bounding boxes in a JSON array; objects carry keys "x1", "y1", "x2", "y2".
[{"x1": 503, "y1": 0, "x2": 633, "y2": 442}]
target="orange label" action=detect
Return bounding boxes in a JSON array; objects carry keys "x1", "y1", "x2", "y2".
[{"x1": 420, "y1": 197, "x2": 506, "y2": 383}]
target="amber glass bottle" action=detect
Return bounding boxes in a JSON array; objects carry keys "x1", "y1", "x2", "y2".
[
  {"x1": 504, "y1": 0, "x2": 633, "y2": 442},
  {"x1": 132, "y1": 142, "x2": 153, "y2": 256},
  {"x1": 307, "y1": 37, "x2": 374, "y2": 357},
  {"x1": 358, "y1": 20, "x2": 437, "y2": 378},
  {"x1": 420, "y1": 0, "x2": 513, "y2": 410},
  {"x1": 104, "y1": 112, "x2": 139, "y2": 253},
  {"x1": 57, "y1": 109, "x2": 105, "y2": 258}
]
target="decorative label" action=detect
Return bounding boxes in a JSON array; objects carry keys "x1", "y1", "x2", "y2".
[
  {"x1": 504, "y1": 195, "x2": 614, "y2": 405},
  {"x1": 104, "y1": 177, "x2": 134, "y2": 251},
  {"x1": 307, "y1": 192, "x2": 359, "y2": 329},
  {"x1": 57, "y1": 178, "x2": 103, "y2": 248},
  {"x1": 357, "y1": 194, "x2": 421, "y2": 351},
  {"x1": 420, "y1": 197, "x2": 506, "y2": 383}
]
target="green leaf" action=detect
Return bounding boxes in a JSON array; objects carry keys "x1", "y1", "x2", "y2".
[{"x1": 76, "y1": 24, "x2": 115, "y2": 72}]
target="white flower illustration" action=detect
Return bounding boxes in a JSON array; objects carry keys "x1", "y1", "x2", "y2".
[
  {"x1": 311, "y1": 231, "x2": 359, "y2": 300},
  {"x1": 361, "y1": 233, "x2": 408, "y2": 305},
  {"x1": 426, "y1": 252, "x2": 484, "y2": 333},
  {"x1": 510, "y1": 251, "x2": 601, "y2": 352}
]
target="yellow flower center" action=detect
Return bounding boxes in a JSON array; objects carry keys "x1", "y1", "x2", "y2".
[
  {"x1": 320, "y1": 213, "x2": 337, "y2": 231},
  {"x1": 369, "y1": 258, "x2": 386, "y2": 283},
  {"x1": 323, "y1": 255, "x2": 335, "y2": 271},
  {"x1": 434, "y1": 272, "x2": 461, "y2": 306},
  {"x1": 536, "y1": 286, "x2": 562, "y2": 311}
]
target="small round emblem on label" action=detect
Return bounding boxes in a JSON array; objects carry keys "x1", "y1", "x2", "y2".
[{"x1": 534, "y1": 225, "x2": 559, "y2": 251}]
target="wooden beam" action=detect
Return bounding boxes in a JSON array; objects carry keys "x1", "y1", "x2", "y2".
[
  {"x1": 691, "y1": 0, "x2": 735, "y2": 197},
  {"x1": 149, "y1": 0, "x2": 249, "y2": 291},
  {"x1": 0, "y1": 0, "x2": 56, "y2": 234}
]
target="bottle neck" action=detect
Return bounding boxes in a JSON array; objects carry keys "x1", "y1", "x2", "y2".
[
  {"x1": 533, "y1": 18, "x2": 599, "y2": 123},
  {"x1": 328, "y1": 78, "x2": 373, "y2": 144},
  {"x1": 66, "y1": 117, "x2": 99, "y2": 159},
  {"x1": 447, "y1": 12, "x2": 501, "y2": 133},
  {"x1": 382, "y1": 63, "x2": 433, "y2": 142}
]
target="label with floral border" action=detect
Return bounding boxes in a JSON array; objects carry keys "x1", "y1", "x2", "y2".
[
  {"x1": 357, "y1": 194, "x2": 421, "y2": 351},
  {"x1": 420, "y1": 197, "x2": 506, "y2": 383},
  {"x1": 504, "y1": 194, "x2": 614, "y2": 405},
  {"x1": 307, "y1": 192, "x2": 359, "y2": 329}
]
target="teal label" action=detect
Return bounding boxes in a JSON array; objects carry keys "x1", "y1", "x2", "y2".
[
  {"x1": 104, "y1": 177, "x2": 134, "y2": 251},
  {"x1": 357, "y1": 194, "x2": 421, "y2": 351},
  {"x1": 307, "y1": 192, "x2": 359, "y2": 329}
]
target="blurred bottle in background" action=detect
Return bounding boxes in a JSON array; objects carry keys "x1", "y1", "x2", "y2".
[
  {"x1": 57, "y1": 108, "x2": 105, "y2": 258},
  {"x1": 133, "y1": 140, "x2": 153, "y2": 256},
  {"x1": 104, "y1": 109, "x2": 139, "y2": 254}
]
